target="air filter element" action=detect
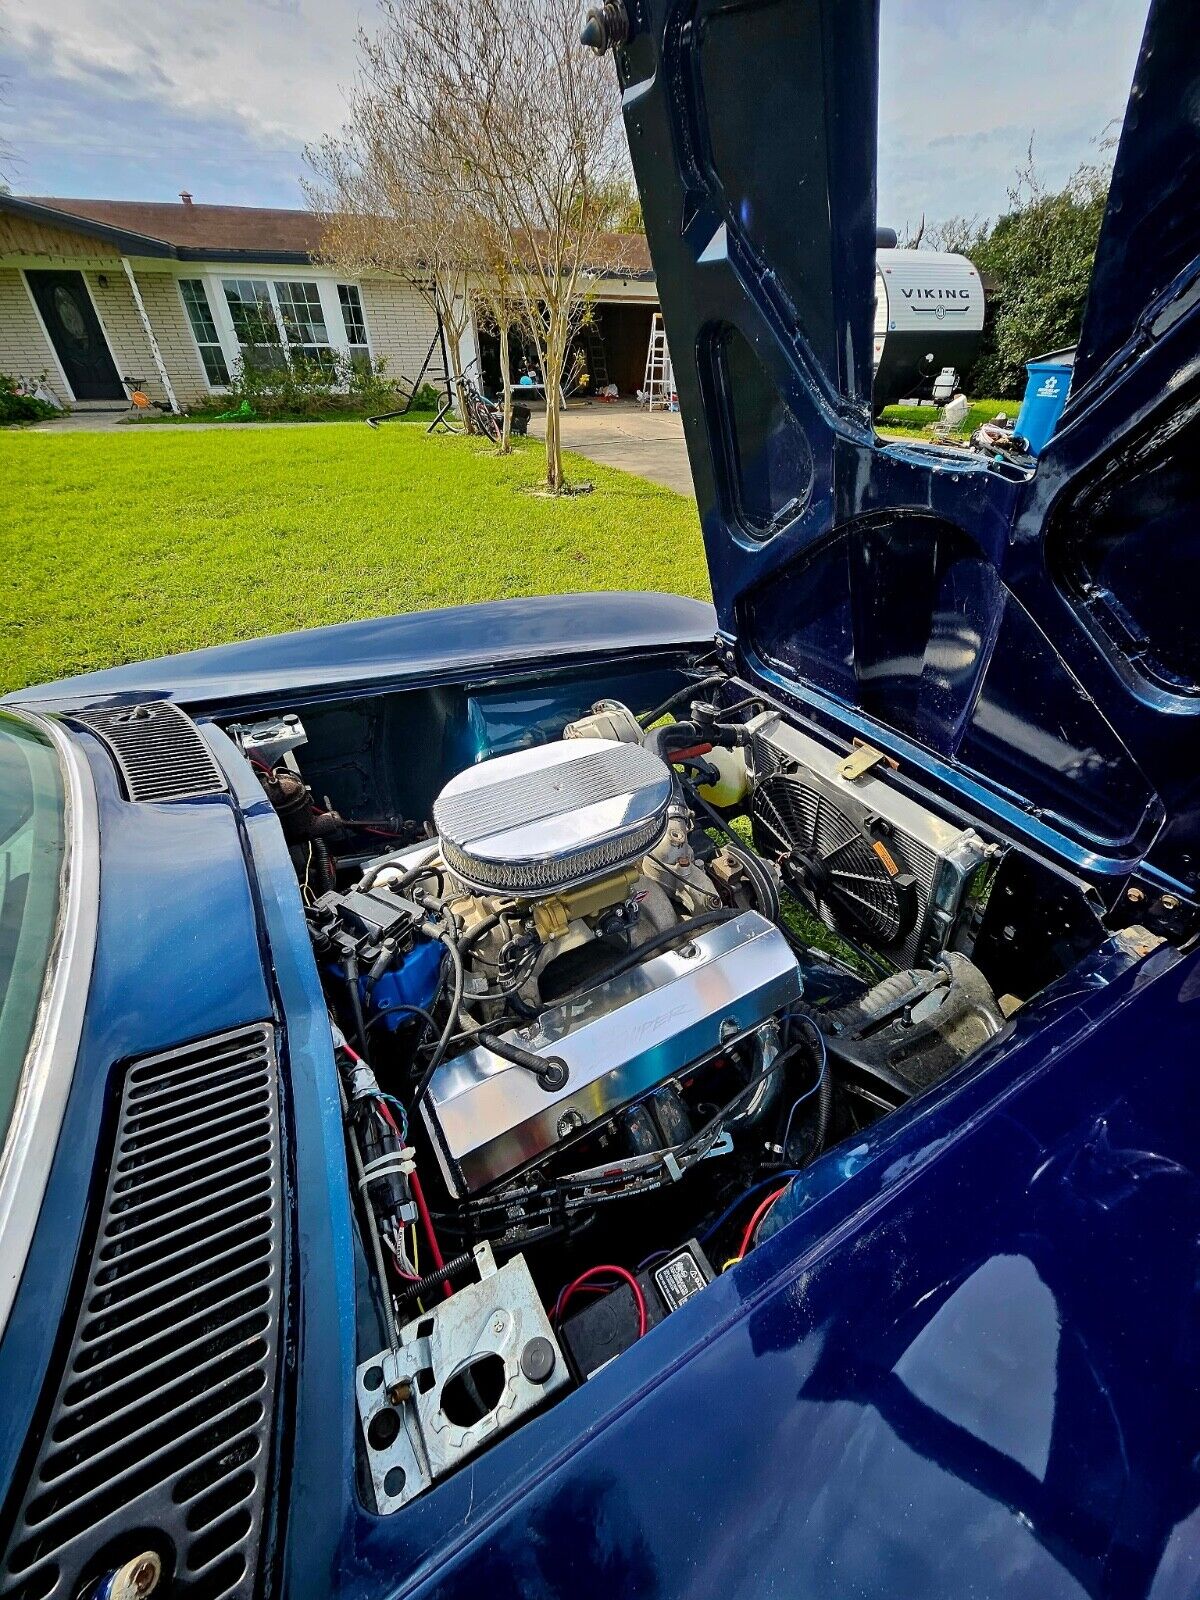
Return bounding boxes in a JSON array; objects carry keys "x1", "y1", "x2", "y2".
[{"x1": 433, "y1": 737, "x2": 673, "y2": 897}]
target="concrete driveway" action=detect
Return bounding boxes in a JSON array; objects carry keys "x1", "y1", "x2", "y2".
[{"x1": 528, "y1": 400, "x2": 694, "y2": 496}]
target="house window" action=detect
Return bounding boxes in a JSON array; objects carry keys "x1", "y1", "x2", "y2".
[
  {"x1": 179, "y1": 278, "x2": 230, "y2": 386},
  {"x1": 222, "y1": 278, "x2": 286, "y2": 372},
  {"x1": 337, "y1": 284, "x2": 370, "y2": 372},
  {"x1": 338, "y1": 284, "x2": 368, "y2": 346},
  {"x1": 274, "y1": 280, "x2": 337, "y2": 372}
]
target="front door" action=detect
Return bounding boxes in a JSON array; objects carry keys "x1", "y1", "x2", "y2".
[{"x1": 25, "y1": 271, "x2": 125, "y2": 401}]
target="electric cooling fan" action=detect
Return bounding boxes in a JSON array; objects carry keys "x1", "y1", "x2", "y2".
[
  {"x1": 752, "y1": 770, "x2": 918, "y2": 948},
  {"x1": 745, "y1": 712, "x2": 994, "y2": 968}
]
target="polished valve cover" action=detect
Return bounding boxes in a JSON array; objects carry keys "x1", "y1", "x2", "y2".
[{"x1": 421, "y1": 911, "x2": 803, "y2": 1196}]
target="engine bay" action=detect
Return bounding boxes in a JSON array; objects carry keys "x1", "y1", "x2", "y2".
[{"x1": 226, "y1": 659, "x2": 1148, "y2": 1512}]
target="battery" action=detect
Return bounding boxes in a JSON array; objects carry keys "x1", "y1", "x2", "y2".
[{"x1": 560, "y1": 1240, "x2": 714, "y2": 1381}]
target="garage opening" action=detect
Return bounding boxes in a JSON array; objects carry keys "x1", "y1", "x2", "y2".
[
  {"x1": 578, "y1": 303, "x2": 656, "y2": 396},
  {"x1": 477, "y1": 301, "x2": 659, "y2": 402}
]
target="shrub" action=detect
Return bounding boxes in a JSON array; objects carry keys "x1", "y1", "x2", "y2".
[
  {"x1": 930, "y1": 152, "x2": 1112, "y2": 399},
  {"x1": 346, "y1": 354, "x2": 409, "y2": 414},
  {"x1": 221, "y1": 350, "x2": 408, "y2": 419},
  {"x1": 1, "y1": 372, "x2": 61, "y2": 425}
]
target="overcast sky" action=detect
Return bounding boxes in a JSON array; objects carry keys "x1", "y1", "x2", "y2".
[{"x1": 0, "y1": 0, "x2": 1148, "y2": 232}]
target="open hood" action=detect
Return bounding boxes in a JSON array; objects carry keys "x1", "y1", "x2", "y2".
[{"x1": 613, "y1": 0, "x2": 1200, "y2": 894}]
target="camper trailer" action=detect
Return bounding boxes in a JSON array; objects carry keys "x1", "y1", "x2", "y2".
[{"x1": 872, "y1": 247, "x2": 985, "y2": 410}]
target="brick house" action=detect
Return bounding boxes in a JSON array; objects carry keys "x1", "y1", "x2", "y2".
[{"x1": 0, "y1": 194, "x2": 451, "y2": 412}]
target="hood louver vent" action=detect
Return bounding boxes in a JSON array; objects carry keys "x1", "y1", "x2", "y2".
[
  {"x1": 71, "y1": 703, "x2": 226, "y2": 802},
  {"x1": 1, "y1": 1024, "x2": 283, "y2": 1600}
]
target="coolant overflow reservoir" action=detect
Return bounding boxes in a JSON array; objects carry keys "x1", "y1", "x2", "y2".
[{"x1": 696, "y1": 745, "x2": 751, "y2": 809}]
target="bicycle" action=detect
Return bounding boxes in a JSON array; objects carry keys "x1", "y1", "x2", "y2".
[
  {"x1": 367, "y1": 363, "x2": 525, "y2": 440},
  {"x1": 458, "y1": 374, "x2": 502, "y2": 442}
]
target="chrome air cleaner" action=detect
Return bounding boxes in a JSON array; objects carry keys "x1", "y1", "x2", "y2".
[{"x1": 433, "y1": 737, "x2": 673, "y2": 896}]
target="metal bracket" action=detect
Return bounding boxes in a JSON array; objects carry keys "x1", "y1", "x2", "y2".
[
  {"x1": 700, "y1": 1132, "x2": 735, "y2": 1161},
  {"x1": 837, "y1": 740, "x2": 899, "y2": 782},
  {"x1": 229, "y1": 713, "x2": 308, "y2": 774},
  {"x1": 356, "y1": 1246, "x2": 568, "y2": 1512}
]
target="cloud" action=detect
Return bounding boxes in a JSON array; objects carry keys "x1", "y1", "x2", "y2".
[
  {"x1": 0, "y1": 29, "x2": 305, "y2": 203},
  {"x1": 0, "y1": 0, "x2": 1152, "y2": 224},
  {"x1": 0, "y1": 0, "x2": 367, "y2": 202},
  {"x1": 4, "y1": 0, "x2": 363, "y2": 142},
  {"x1": 877, "y1": 0, "x2": 1147, "y2": 230}
]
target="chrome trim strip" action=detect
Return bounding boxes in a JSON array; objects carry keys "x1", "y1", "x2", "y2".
[{"x1": 0, "y1": 709, "x2": 100, "y2": 1341}]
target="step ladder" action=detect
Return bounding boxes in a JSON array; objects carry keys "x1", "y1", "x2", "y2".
[
  {"x1": 583, "y1": 314, "x2": 609, "y2": 390},
  {"x1": 641, "y1": 313, "x2": 674, "y2": 411}
]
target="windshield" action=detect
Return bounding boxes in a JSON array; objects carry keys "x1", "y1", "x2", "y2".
[{"x1": 0, "y1": 714, "x2": 65, "y2": 1147}]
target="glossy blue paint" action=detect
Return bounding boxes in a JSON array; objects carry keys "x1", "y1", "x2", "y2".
[
  {"x1": 0, "y1": 598, "x2": 720, "y2": 1597},
  {"x1": 4, "y1": 592, "x2": 717, "y2": 714},
  {"x1": 1, "y1": 596, "x2": 1196, "y2": 1600},
  {"x1": 201, "y1": 723, "x2": 361, "y2": 1598},
  {"x1": 618, "y1": 0, "x2": 1200, "y2": 886},
  {"x1": 385, "y1": 934, "x2": 1200, "y2": 1600},
  {"x1": 2, "y1": 4, "x2": 1198, "y2": 1595},
  {"x1": 0, "y1": 732, "x2": 273, "y2": 1496}
]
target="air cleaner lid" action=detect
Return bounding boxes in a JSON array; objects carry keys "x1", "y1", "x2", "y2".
[{"x1": 433, "y1": 737, "x2": 673, "y2": 896}]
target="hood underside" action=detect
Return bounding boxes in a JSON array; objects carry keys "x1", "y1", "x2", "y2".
[{"x1": 615, "y1": 0, "x2": 1200, "y2": 891}]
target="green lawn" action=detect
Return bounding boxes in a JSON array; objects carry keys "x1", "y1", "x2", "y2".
[
  {"x1": 0, "y1": 424, "x2": 708, "y2": 694},
  {"x1": 877, "y1": 398, "x2": 1012, "y2": 442}
]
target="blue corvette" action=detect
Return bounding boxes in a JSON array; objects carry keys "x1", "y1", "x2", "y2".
[{"x1": 2, "y1": 0, "x2": 1199, "y2": 1596}]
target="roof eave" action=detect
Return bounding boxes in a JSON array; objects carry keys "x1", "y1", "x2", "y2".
[
  {"x1": 0, "y1": 195, "x2": 175, "y2": 258},
  {"x1": 173, "y1": 247, "x2": 316, "y2": 265},
  {"x1": 0, "y1": 197, "x2": 320, "y2": 266}
]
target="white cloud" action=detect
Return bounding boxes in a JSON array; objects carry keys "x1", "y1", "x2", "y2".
[
  {"x1": 878, "y1": 0, "x2": 1147, "y2": 228},
  {"x1": 0, "y1": 0, "x2": 1152, "y2": 222},
  {"x1": 3, "y1": 0, "x2": 365, "y2": 149}
]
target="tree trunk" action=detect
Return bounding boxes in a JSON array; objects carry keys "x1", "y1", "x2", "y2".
[
  {"x1": 542, "y1": 320, "x2": 566, "y2": 493},
  {"x1": 441, "y1": 306, "x2": 474, "y2": 434},
  {"x1": 498, "y1": 320, "x2": 513, "y2": 454}
]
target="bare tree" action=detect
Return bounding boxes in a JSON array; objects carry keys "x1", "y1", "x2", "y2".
[
  {"x1": 470, "y1": 237, "x2": 521, "y2": 453},
  {"x1": 305, "y1": 110, "x2": 479, "y2": 429},
  {"x1": 925, "y1": 215, "x2": 986, "y2": 255},
  {"x1": 317, "y1": 0, "x2": 632, "y2": 492}
]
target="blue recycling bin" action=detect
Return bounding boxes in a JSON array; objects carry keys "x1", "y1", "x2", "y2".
[{"x1": 1015, "y1": 348, "x2": 1075, "y2": 455}]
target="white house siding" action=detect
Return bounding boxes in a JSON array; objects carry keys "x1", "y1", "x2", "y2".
[
  {"x1": 1, "y1": 211, "x2": 478, "y2": 409},
  {"x1": 358, "y1": 279, "x2": 447, "y2": 389},
  {"x1": 1, "y1": 261, "x2": 208, "y2": 408},
  {"x1": 82, "y1": 268, "x2": 183, "y2": 408},
  {"x1": 0, "y1": 214, "x2": 142, "y2": 404}
]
